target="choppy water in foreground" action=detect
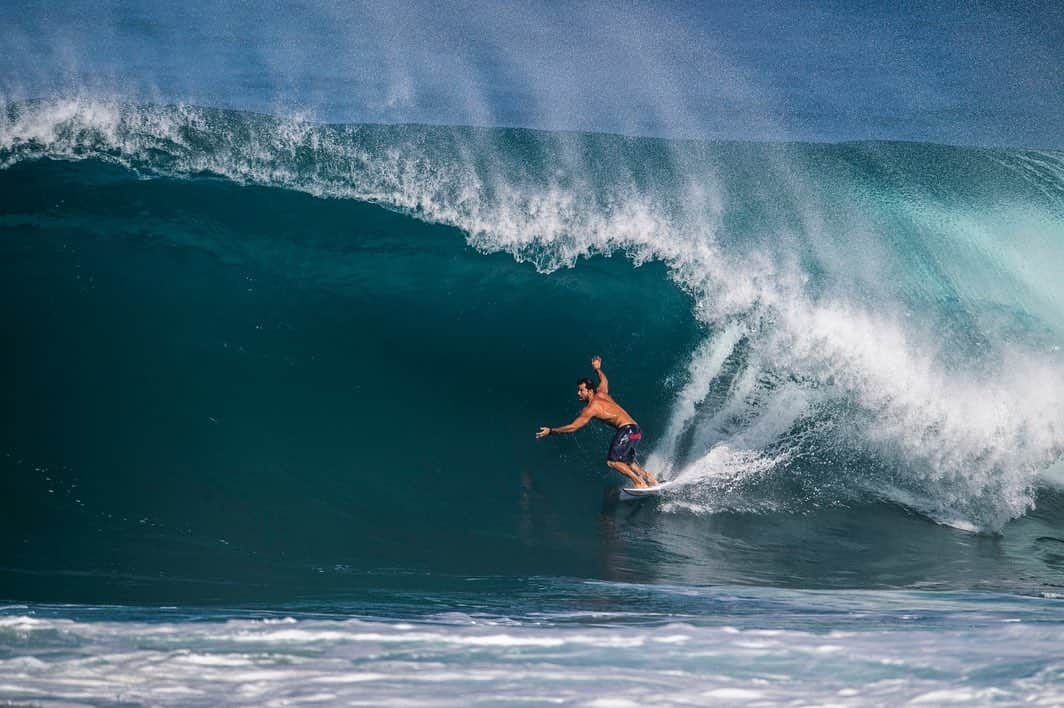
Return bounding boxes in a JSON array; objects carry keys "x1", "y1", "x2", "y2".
[{"x1": 4, "y1": 581, "x2": 1064, "y2": 706}]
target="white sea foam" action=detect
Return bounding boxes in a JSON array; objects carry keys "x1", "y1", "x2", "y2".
[{"x1": 1, "y1": 595, "x2": 1063, "y2": 707}]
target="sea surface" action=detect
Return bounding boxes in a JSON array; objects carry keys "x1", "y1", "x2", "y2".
[{"x1": 2, "y1": 100, "x2": 1064, "y2": 704}]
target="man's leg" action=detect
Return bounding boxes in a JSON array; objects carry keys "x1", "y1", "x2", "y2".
[
  {"x1": 630, "y1": 461, "x2": 658, "y2": 486},
  {"x1": 607, "y1": 460, "x2": 648, "y2": 488}
]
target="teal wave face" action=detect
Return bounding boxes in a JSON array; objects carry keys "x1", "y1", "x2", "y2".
[
  {"x1": 3, "y1": 104, "x2": 1064, "y2": 602},
  {"x1": 0, "y1": 158, "x2": 704, "y2": 602}
]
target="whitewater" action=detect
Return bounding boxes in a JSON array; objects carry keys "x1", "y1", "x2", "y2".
[{"x1": 3, "y1": 584, "x2": 1064, "y2": 706}]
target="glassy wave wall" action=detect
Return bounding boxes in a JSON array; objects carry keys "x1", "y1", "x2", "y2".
[{"x1": 3, "y1": 100, "x2": 1064, "y2": 602}]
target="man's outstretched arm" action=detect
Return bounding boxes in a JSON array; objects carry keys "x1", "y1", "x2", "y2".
[
  {"x1": 592, "y1": 355, "x2": 608, "y2": 394},
  {"x1": 536, "y1": 410, "x2": 594, "y2": 439}
]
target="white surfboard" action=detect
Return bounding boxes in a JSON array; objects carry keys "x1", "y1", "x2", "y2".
[{"x1": 618, "y1": 479, "x2": 680, "y2": 501}]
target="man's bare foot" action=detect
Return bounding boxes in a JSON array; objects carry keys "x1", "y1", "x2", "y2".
[{"x1": 633, "y1": 466, "x2": 657, "y2": 487}]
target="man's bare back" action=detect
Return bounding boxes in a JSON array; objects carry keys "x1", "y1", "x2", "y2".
[
  {"x1": 535, "y1": 356, "x2": 658, "y2": 488},
  {"x1": 582, "y1": 392, "x2": 636, "y2": 429}
]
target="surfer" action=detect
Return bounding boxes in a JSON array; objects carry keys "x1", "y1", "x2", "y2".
[{"x1": 536, "y1": 356, "x2": 659, "y2": 488}]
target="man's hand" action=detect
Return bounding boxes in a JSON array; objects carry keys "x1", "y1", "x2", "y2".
[
  {"x1": 591, "y1": 355, "x2": 602, "y2": 370},
  {"x1": 536, "y1": 426, "x2": 551, "y2": 439}
]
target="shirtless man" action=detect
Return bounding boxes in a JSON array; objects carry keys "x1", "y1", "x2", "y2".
[{"x1": 536, "y1": 356, "x2": 659, "y2": 488}]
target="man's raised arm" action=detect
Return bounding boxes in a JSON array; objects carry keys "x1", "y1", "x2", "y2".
[{"x1": 592, "y1": 355, "x2": 608, "y2": 394}]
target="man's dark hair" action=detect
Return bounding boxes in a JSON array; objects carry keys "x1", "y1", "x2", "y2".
[{"x1": 577, "y1": 377, "x2": 596, "y2": 390}]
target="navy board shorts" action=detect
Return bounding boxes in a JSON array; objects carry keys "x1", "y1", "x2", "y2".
[{"x1": 607, "y1": 424, "x2": 642, "y2": 464}]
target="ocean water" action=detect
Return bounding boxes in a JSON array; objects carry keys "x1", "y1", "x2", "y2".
[
  {"x1": 3, "y1": 585, "x2": 1064, "y2": 706},
  {"x1": 2, "y1": 99, "x2": 1064, "y2": 704}
]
